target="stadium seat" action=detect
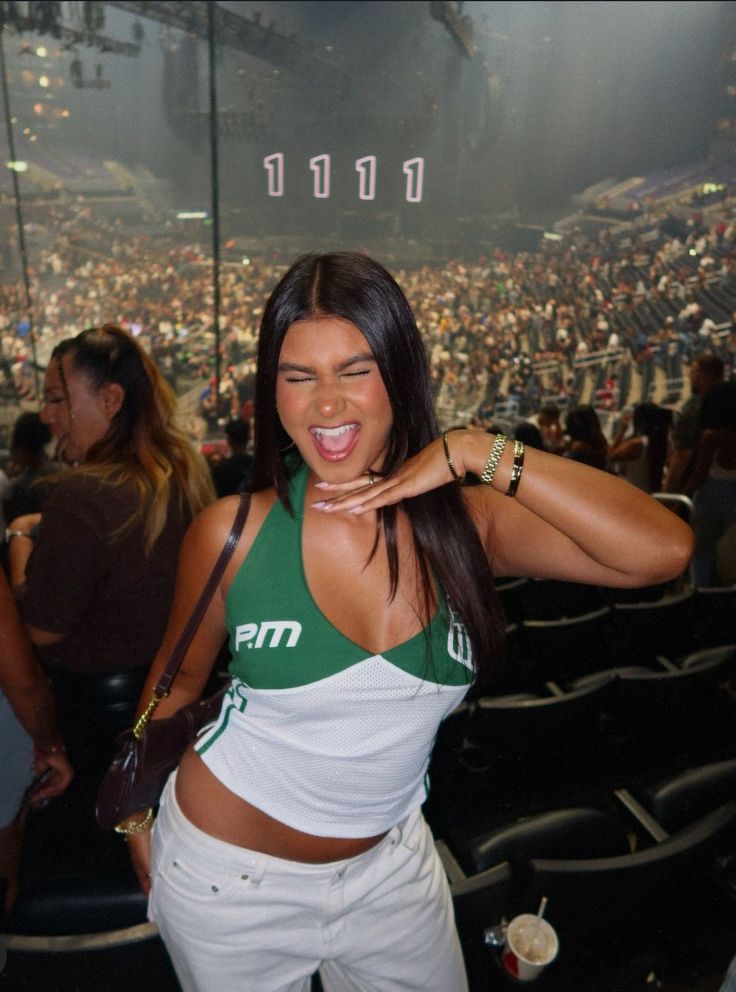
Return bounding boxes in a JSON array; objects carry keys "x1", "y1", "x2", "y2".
[
  {"x1": 610, "y1": 590, "x2": 695, "y2": 666},
  {"x1": 519, "y1": 606, "x2": 614, "y2": 683}
]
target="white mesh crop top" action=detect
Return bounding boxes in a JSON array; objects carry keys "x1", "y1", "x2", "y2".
[{"x1": 196, "y1": 463, "x2": 474, "y2": 838}]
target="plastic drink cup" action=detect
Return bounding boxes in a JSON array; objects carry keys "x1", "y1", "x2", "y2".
[{"x1": 501, "y1": 913, "x2": 559, "y2": 981}]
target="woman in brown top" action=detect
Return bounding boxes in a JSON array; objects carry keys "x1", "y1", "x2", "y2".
[{"x1": 11, "y1": 325, "x2": 214, "y2": 771}]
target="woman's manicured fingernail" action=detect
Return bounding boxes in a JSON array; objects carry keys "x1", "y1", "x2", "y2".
[{"x1": 314, "y1": 481, "x2": 329, "y2": 489}]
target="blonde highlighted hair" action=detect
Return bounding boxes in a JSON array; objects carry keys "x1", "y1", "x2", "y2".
[{"x1": 52, "y1": 324, "x2": 214, "y2": 552}]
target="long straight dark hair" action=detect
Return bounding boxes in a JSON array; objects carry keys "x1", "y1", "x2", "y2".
[{"x1": 251, "y1": 252, "x2": 504, "y2": 685}]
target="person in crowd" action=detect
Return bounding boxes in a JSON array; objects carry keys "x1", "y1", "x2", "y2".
[
  {"x1": 682, "y1": 381, "x2": 736, "y2": 586},
  {"x1": 2, "y1": 412, "x2": 55, "y2": 523},
  {"x1": 563, "y1": 405, "x2": 609, "y2": 470},
  {"x1": 121, "y1": 253, "x2": 692, "y2": 992},
  {"x1": 665, "y1": 353, "x2": 725, "y2": 493},
  {"x1": 607, "y1": 402, "x2": 672, "y2": 492},
  {"x1": 10, "y1": 325, "x2": 215, "y2": 773},
  {"x1": 210, "y1": 418, "x2": 253, "y2": 497},
  {"x1": 513, "y1": 421, "x2": 546, "y2": 451},
  {"x1": 0, "y1": 568, "x2": 72, "y2": 912},
  {"x1": 536, "y1": 402, "x2": 566, "y2": 454}
]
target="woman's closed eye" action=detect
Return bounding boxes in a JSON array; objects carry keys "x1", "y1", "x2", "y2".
[{"x1": 285, "y1": 369, "x2": 371, "y2": 383}]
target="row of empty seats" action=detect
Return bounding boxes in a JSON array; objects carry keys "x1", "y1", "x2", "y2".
[
  {"x1": 443, "y1": 757, "x2": 736, "y2": 989},
  {"x1": 491, "y1": 584, "x2": 736, "y2": 693},
  {"x1": 426, "y1": 563, "x2": 736, "y2": 987}
]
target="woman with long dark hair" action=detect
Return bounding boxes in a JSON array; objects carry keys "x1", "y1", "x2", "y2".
[
  {"x1": 12, "y1": 325, "x2": 214, "y2": 769},
  {"x1": 607, "y1": 402, "x2": 673, "y2": 493},
  {"x1": 683, "y1": 380, "x2": 736, "y2": 585},
  {"x1": 125, "y1": 254, "x2": 692, "y2": 992}
]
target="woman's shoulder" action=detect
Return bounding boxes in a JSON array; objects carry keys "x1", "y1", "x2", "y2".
[{"x1": 185, "y1": 488, "x2": 278, "y2": 566}]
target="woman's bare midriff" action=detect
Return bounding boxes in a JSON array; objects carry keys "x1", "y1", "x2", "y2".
[{"x1": 175, "y1": 747, "x2": 388, "y2": 863}]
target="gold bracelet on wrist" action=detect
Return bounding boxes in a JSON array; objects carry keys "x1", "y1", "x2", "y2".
[
  {"x1": 480, "y1": 434, "x2": 507, "y2": 486},
  {"x1": 442, "y1": 430, "x2": 466, "y2": 485},
  {"x1": 114, "y1": 807, "x2": 155, "y2": 835},
  {"x1": 505, "y1": 440, "x2": 525, "y2": 497}
]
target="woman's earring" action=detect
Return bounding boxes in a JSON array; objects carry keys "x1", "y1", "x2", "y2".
[{"x1": 279, "y1": 439, "x2": 296, "y2": 453}]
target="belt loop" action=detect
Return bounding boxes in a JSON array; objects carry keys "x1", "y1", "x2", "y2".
[
  {"x1": 248, "y1": 855, "x2": 268, "y2": 887},
  {"x1": 389, "y1": 821, "x2": 402, "y2": 851}
]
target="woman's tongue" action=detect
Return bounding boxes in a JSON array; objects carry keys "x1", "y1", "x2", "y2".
[{"x1": 312, "y1": 424, "x2": 359, "y2": 459}]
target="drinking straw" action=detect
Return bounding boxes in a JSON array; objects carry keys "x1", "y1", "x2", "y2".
[
  {"x1": 521, "y1": 896, "x2": 548, "y2": 957},
  {"x1": 531, "y1": 897, "x2": 548, "y2": 949},
  {"x1": 535, "y1": 896, "x2": 548, "y2": 924}
]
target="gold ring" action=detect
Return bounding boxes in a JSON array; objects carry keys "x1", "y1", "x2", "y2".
[{"x1": 368, "y1": 471, "x2": 375, "y2": 486}]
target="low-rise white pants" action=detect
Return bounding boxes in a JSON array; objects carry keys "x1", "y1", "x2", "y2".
[{"x1": 149, "y1": 774, "x2": 467, "y2": 992}]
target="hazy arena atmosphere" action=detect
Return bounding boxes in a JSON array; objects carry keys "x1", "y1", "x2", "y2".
[{"x1": 1, "y1": 2, "x2": 735, "y2": 991}]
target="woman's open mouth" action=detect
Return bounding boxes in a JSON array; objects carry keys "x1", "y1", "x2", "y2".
[{"x1": 309, "y1": 423, "x2": 360, "y2": 461}]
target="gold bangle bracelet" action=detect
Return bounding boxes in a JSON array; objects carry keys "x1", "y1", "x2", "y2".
[
  {"x1": 505, "y1": 440, "x2": 525, "y2": 497},
  {"x1": 442, "y1": 430, "x2": 466, "y2": 485},
  {"x1": 480, "y1": 434, "x2": 507, "y2": 486},
  {"x1": 114, "y1": 807, "x2": 155, "y2": 835}
]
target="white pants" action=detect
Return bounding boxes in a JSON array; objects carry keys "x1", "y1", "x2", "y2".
[{"x1": 149, "y1": 776, "x2": 467, "y2": 992}]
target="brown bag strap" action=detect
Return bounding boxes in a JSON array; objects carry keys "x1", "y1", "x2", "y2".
[{"x1": 153, "y1": 492, "x2": 251, "y2": 698}]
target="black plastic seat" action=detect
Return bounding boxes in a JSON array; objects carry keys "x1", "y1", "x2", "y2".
[
  {"x1": 7, "y1": 870, "x2": 147, "y2": 937},
  {"x1": 449, "y1": 862, "x2": 514, "y2": 992},
  {"x1": 4, "y1": 746, "x2": 147, "y2": 940},
  {"x1": 520, "y1": 578, "x2": 609, "y2": 621},
  {"x1": 511, "y1": 803, "x2": 736, "y2": 969},
  {"x1": 677, "y1": 643, "x2": 736, "y2": 679},
  {"x1": 492, "y1": 622, "x2": 545, "y2": 694},
  {"x1": 691, "y1": 587, "x2": 736, "y2": 651},
  {"x1": 610, "y1": 590, "x2": 695, "y2": 666},
  {"x1": 463, "y1": 680, "x2": 613, "y2": 787},
  {"x1": 519, "y1": 606, "x2": 613, "y2": 683},
  {"x1": 569, "y1": 659, "x2": 734, "y2": 780},
  {"x1": 495, "y1": 576, "x2": 529, "y2": 625},
  {"x1": 639, "y1": 758, "x2": 736, "y2": 833},
  {"x1": 572, "y1": 663, "x2": 729, "y2": 741},
  {"x1": 451, "y1": 806, "x2": 631, "y2": 875}
]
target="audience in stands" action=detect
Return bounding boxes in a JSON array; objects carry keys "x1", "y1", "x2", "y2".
[{"x1": 2, "y1": 194, "x2": 736, "y2": 442}]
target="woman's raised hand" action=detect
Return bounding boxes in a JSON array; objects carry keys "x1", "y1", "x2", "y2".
[{"x1": 311, "y1": 433, "x2": 466, "y2": 514}]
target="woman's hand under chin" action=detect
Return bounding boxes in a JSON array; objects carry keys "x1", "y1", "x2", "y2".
[{"x1": 311, "y1": 435, "x2": 459, "y2": 514}]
